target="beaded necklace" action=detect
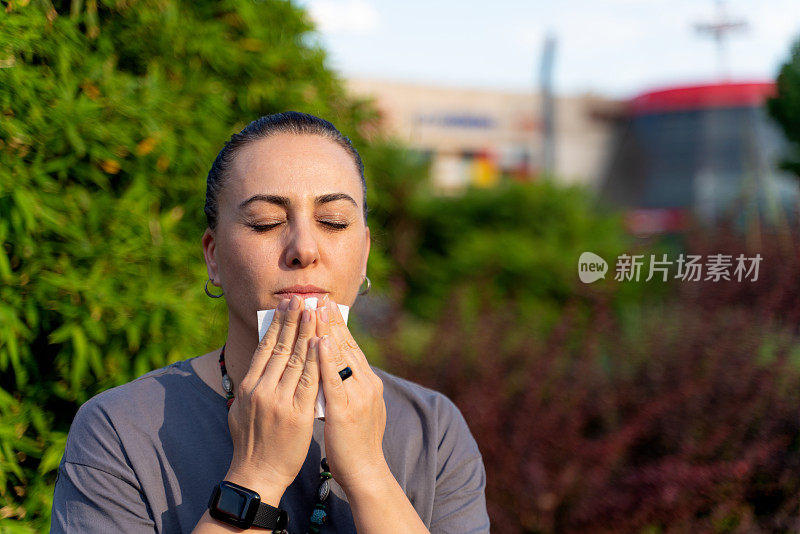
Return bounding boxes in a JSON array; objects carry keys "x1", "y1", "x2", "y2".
[{"x1": 219, "y1": 343, "x2": 332, "y2": 534}]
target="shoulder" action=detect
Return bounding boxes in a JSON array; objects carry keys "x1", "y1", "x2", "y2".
[
  {"x1": 71, "y1": 358, "x2": 197, "y2": 425},
  {"x1": 63, "y1": 358, "x2": 205, "y2": 468},
  {"x1": 372, "y1": 367, "x2": 481, "y2": 459},
  {"x1": 373, "y1": 366, "x2": 457, "y2": 416}
]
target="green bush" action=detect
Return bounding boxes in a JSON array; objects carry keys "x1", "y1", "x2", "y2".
[
  {"x1": 767, "y1": 35, "x2": 800, "y2": 179},
  {"x1": 398, "y1": 181, "x2": 656, "y2": 330},
  {"x1": 0, "y1": 0, "x2": 389, "y2": 529}
]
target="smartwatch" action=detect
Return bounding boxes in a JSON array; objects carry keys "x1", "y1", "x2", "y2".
[{"x1": 208, "y1": 481, "x2": 289, "y2": 530}]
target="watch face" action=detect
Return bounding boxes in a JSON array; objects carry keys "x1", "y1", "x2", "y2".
[
  {"x1": 209, "y1": 482, "x2": 260, "y2": 528},
  {"x1": 217, "y1": 488, "x2": 247, "y2": 519}
]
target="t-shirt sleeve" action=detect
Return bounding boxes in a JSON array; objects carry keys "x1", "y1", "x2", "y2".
[
  {"x1": 50, "y1": 396, "x2": 156, "y2": 533},
  {"x1": 429, "y1": 397, "x2": 490, "y2": 534}
]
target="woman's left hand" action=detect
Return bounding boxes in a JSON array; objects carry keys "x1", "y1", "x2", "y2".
[{"x1": 315, "y1": 296, "x2": 389, "y2": 495}]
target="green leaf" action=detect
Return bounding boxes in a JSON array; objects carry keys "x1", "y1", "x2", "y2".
[
  {"x1": 38, "y1": 433, "x2": 67, "y2": 475},
  {"x1": 69, "y1": 326, "x2": 88, "y2": 391}
]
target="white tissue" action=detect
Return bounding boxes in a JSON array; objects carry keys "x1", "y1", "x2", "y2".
[{"x1": 256, "y1": 297, "x2": 349, "y2": 420}]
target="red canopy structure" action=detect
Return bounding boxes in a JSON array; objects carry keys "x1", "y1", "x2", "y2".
[{"x1": 600, "y1": 81, "x2": 796, "y2": 235}]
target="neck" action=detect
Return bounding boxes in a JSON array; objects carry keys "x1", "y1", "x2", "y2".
[{"x1": 220, "y1": 309, "x2": 261, "y2": 392}]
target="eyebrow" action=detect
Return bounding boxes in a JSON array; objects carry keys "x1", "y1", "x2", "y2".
[{"x1": 238, "y1": 193, "x2": 358, "y2": 210}]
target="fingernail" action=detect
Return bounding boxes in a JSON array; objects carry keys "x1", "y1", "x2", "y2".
[
  {"x1": 319, "y1": 306, "x2": 328, "y2": 323},
  {"x1": 278, "y1": 299, "x2": 290, "y2": 312},
  {"x1": 309, "y1": 337, "x2": 319, "y2": 350},
  {"x1": 302, "y1": 309, "x2": 311, "y2": 323},
  {"x1": 322, "y1": 294, "x2": 330, "y2": 305},
  {"x1": 289, "y1": 295, "x2": 302, "y2": 310}
]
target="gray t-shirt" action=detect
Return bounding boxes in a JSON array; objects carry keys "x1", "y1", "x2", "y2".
[{"x1": 51, "y1": 357, "x2": 490, "y2": 533}]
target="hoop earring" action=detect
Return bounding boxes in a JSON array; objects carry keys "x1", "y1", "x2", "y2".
[
  {"x1": 358, "y1": 275, "x2": 371, "y2": 296},
  {"x1": 205, "y1": 278, "x2": 224, "y2": 298}
]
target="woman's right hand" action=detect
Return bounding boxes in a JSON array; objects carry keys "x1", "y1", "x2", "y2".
[{"x1": 224, "y1": 294, "x2": 320, "y2": 505}]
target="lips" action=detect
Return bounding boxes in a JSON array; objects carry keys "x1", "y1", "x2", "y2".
[{"x1": 275, "y1": 285, "x2": 328, "y2": 300}]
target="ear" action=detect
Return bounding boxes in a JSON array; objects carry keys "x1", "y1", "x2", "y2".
[
  {"x1": 202, "y1": 227, "x2": 220, "y2": 285},
  {"x1": 361, "y1": 225, "x2": 371, "y2": 277}
]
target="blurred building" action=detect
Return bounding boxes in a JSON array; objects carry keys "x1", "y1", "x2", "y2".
[
  {"x1": 600, "y1": 81, "x2": 799, "y2": 235},
  {"x1": 345, "y1": 77, "x2": 621, "y2": 192},
  {"x1": 346, "y1": 77, "x2": 798, "y2": 235}
]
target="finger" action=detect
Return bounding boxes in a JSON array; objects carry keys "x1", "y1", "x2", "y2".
[
  {"x1": 318, "y1": 335, "x2": 349, "y2": 410},
  {"x1": 316, "y1": 299, "x2": 362, "y2": 377},
  {"x1": 294, "y1": 336, "x2": 321, "y2": 410},
  {"x1": 240, "y1": 298, "x2": 289, "y2": 390},
  {"x1": 277, "y1": 307, "x2": 316, "y2": 394},
  {"x1": 262, "y1": 294, "x2": 304, "y2": 387},
  {"x1": 326, "y1": 296, "x2": 348, "y2": 329},
  {"x1": 315, "y1": 295, "x2": 332, "y2": 338},
  {"x1": 326, "y1": 298, "x2": 370, "y2": 375},
  {"x1": 315, "y1": 300, "x2": 357, "y2": 393}
]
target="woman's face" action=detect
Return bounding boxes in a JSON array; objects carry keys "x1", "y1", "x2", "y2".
[{"x1": 202, "y1": 133, "x2": 370, "y2": 327}]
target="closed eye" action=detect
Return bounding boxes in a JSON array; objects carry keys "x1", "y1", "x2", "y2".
[
  {"x1": 249, "y1": 221, "x2": 349, "y2": 232},
  {"x1": 250, "y1": 223, "x2": 282, "y2": 232},
  {"x1": 320, "y1": 220, "x2": 349, "y2": 230}
]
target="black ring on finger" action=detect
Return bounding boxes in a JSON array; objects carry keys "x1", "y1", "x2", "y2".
[{"x1": 338, "y1": 366, "x2": 353, "y2": 381}]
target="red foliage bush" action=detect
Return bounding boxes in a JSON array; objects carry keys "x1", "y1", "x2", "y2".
[
  {"x1": 679, "y1": 224, "x2": 800, "y2": 325},
  {"x1": 386, "y1": 225, "x2": 800, "y2": 533}
]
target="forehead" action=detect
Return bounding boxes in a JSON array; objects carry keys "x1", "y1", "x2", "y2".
[{"x1": 225, "y1": 133, "x2": 362, "y2": 204}]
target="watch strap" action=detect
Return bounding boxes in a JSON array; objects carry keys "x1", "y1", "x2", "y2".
[{"x1": 253, "y1": 501, "x2": 287, "y2": 530}]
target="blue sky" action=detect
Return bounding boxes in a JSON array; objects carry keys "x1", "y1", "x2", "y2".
[{"x1": 298, "y1": 0, "x2": 800, "y2": 98}]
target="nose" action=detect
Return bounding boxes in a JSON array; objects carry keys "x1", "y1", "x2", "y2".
[{"x1": 283, "y1": 219, "x2": 319, "y2": 268}]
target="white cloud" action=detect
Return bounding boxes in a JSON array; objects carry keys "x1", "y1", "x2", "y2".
[{"x1": 308, "y1": 0, "x2": 380, "y2": 36}]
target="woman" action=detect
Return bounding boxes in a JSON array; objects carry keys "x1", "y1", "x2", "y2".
[{"x1": 51, "y1": 112, "x2": 490, "y2": 533}]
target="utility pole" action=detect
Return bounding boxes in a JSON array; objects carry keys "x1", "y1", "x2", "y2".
[
  {"x1": 694, "y1": 0, "x2": 748, "y2": 79},
  {"x1": 539, "y1": 33, "x2": 557, "y2": 177}
]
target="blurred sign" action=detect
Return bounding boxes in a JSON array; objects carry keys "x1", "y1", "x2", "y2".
[{"x1": 416, "y1": 113, "x2": 496, "y2": 129}]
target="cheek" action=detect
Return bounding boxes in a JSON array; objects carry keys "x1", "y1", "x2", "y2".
[
  {"x1": 324, "y1": 235, "x2": 365, "y2": 278},
  {"x1": 221, "y1": 233, "x2": 281, "y2": 284}
]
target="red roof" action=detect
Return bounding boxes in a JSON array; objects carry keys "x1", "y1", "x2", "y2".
[{"x1": 628, "y1": 82, "x2": 776, "y2": 114}]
